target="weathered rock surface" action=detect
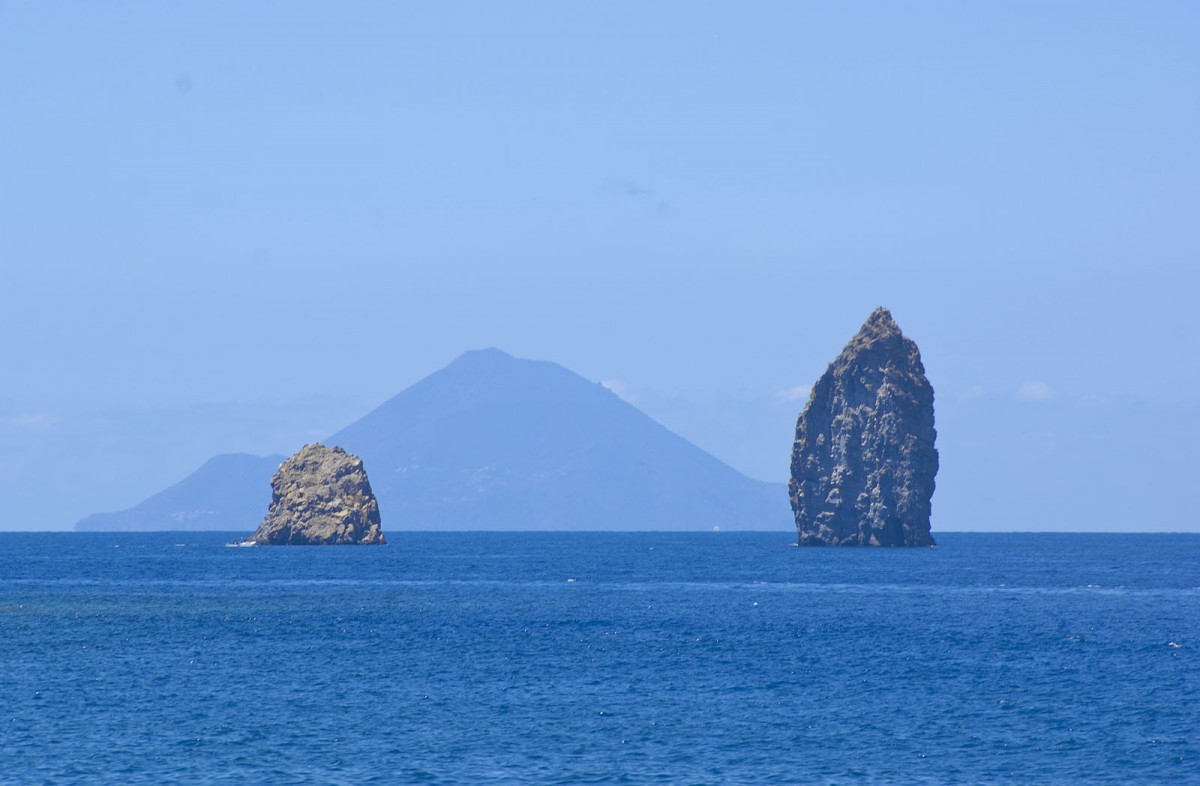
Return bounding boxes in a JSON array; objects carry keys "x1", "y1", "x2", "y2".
[
  {"x1": 247, "y1": 443, "x2": 385, "y2": 545},
  {"x1": 788, "y1": 308, "x2": 938, "y2": 546}
]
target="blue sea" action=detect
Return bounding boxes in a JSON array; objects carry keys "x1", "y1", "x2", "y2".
[{"x1": 1, "y1": 532, "x2": 1197, "y2": 785}]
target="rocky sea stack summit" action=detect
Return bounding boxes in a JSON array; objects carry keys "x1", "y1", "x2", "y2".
[
  {"x1": 247, "y1": 443, "x2": 385, "y2": 545},
  {"x1": 789, "y1": 308, "x2": 938, "y2": 546}
]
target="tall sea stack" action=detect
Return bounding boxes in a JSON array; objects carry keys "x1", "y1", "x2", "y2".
[
  {"x1": 788, "y1": 308, "x2": 938, "y2": 546},
  {"x1": 247, "y1": 443, "x2": 385, "y2": 545}
]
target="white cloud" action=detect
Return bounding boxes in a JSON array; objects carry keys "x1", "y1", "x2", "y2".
[
  {"x1": 774, "y1": 384, "x2": 812, "y2": 405},
  {"x1": 961, "y1": 384, "x2": 987, "y2": 400},
  {"x1": 600, "y1": 380, "x2": 636, "y2": 403},
  {"x1": 1015, "y1": 381, "x2": 1058, "y2": 402},
  {"x1": 0, "y1": 414, "x2": 60, "y2": 429}
]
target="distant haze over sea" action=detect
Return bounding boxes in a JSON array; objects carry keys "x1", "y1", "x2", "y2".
[{"x1": 2, "y1": 343, "x2": 1196, "y2": 533}]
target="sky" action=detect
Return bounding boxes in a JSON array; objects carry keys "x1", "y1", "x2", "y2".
[{"x1": 2, "y1": 2, "x2": 1198, "y2": 531}]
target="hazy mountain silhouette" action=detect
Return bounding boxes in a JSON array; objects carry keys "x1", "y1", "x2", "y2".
[
  {"x1": 75, "y1": 453, "x2": 283, "y2": 532},
  {"x1": 76, "y1": 349, "x2": 790, "y2": 531}
]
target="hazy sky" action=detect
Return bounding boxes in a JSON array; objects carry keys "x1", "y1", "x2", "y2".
[{"x1": 2, "y1": 2, "x2": 1198, "y2": 531}]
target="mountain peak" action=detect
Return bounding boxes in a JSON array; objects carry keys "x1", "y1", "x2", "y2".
[
  {"x1": 830, "y1": 307, "x2": 912, "y2": 375},
  {"x1": 444, "y1": 347, "x2": 518, "y2": 370},
  {"x1": 78, "y1": 349, "x2": 790, "y2": 532},
  {"x1": 858, "y1": 307, "x2": 902, "y2": 341},
  {"x1": 459, "y1": 347, "x2": 515, "y2": 361},
  {"x1": 322, "y1": 347, "x2": 789, "y2": 530}
]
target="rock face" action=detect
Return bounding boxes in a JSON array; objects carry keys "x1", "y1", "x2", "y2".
[
  {"x1": 247, "y1": 443, "x2": 385, "y2": 545},
  {"x1": 788, "y1": 308, "x2": 938, "y2": 546}
]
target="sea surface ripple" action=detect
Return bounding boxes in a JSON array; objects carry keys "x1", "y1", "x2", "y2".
[{"x1": 1, "y1": 531, "x2": 1197, "y2": 785}]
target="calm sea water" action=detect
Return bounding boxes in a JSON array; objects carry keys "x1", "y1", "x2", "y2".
[{"x1": 1, "y1": 532, "x2": 1197, "y2": 785}]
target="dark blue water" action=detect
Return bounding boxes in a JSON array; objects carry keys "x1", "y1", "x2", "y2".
[{"x1": 1, "y1": 532, "x2": 1197, "y2": 785}]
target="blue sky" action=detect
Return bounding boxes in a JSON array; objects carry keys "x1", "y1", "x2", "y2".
[{"x1": 2, "y1": 2, "x2": 1198, "y2": 531}]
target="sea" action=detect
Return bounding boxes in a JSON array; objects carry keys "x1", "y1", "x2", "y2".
[{"x1": 0, "y1": 531, "x2": 1196, "y2": 785}]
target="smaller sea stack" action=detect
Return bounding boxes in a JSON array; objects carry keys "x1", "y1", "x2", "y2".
[
  {"x1": 788, "y1": 308, "x2": 938, "y2": 546},
  {"x1": 247, "y1": 443, "x2": 385, "y2": 545}
]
